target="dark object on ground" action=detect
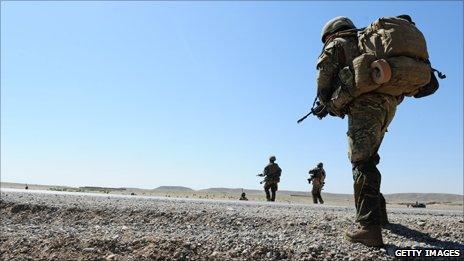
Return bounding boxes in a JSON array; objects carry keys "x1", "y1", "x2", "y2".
[{"x1": 407, "y1": 201, "x2": 426, "y2": 208}]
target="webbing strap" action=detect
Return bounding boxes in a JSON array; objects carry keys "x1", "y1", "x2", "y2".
[{"x1": 432, "y1": 68, "x2": 446, "y2": 79}]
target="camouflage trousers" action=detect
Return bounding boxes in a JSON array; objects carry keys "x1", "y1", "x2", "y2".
[
  {"x1": 264, "y1": 180, "x2": 278, "y2": 202},
  {"x1": 311, "y1": 184, "x2": 324, "y2": 204},
  {"x1": 347, "y1": 93, "x2": 397, "y2": 226}
]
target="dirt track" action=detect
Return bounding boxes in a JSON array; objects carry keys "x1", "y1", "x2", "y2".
[{"x1": 1, "y1": 190, "x2": 463, "y2": 260}]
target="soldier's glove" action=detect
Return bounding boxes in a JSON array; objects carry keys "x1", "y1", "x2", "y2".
[{"x1": 311, "y1": 102, "x2": 328, "y2": 119}]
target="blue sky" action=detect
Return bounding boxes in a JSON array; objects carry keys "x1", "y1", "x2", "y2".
[{"x1": 1, "y1": 1, "x2": 463, "y2": 194}]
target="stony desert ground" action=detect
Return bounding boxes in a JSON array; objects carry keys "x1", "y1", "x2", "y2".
[{"x1": 1, "y1": 189, "x2": 463, "y2": 260}]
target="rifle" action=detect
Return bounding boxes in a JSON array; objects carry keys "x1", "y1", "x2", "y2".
[
  {"x1": 307, "y1": 168, "x2": 319, "y2": 184},
  {"x1": 307, "y1": 177, "x2": 313, "y2": 184},
  {"x1": 297, "y1": 111, "x2": 314, "y2": 124},
  {"x1": 257, "y1": 173, "x2": 266, "y2": 184},
  {"x1": 297, "y1": 97, "x2": 328, "y2": 124}
]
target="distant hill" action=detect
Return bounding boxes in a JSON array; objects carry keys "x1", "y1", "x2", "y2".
[{"x1": 154, "y1": 186, "x2": 194, "y2": 191}]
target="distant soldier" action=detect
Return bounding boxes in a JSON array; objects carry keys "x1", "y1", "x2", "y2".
[
  {"x1": 308, "y1": 162, "x2": 326, "y2": 204},
  {"x1": 258, "y1": 156, "x2": 282, "y2": 202},
  {"x1": 239, "y1": 192, "x2": 248, "y2": 201},
  {"x1": 25, "y1": 184, "x2": 28, "y2": 190}
]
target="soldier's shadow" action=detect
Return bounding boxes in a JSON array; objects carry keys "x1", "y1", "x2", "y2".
[{"x1": 382, "y1": 223, "x2": 464, "y2": 256}]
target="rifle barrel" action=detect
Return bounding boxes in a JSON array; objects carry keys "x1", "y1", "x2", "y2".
[{"x1": 297, "y1": 111, "x2": 313, "y2": 124}]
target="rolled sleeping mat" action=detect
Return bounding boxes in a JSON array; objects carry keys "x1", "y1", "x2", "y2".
[{"x1": 370, "y1": 59, "x2": 392, "y2": 84}]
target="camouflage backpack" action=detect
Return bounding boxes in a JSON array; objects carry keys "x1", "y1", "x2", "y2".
[{"x1": 351, "y1": 16, "x2": 444, "y2": 97}]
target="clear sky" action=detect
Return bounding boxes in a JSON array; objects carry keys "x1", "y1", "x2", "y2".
[{"x1": 1, "y1": 1, "x2": 463, "y2": 194}]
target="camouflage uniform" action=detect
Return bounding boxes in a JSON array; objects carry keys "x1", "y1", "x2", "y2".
[
  {"x1": 309, "y1": 166, "x2": 326, "y2": 204},
  {"x1": 317, "y1": 35, "x2": 396, "y2": 226},
  {"x1": 263, "y1": 163, "x2": 282, "y2": 202}
]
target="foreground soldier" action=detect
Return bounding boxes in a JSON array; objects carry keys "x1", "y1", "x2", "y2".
[
  {"x1": 258, "y1": 156, "x2": 282, "y2": 202},
  {"x1": 305, "y1": 14, "x2": 442, "y2": 247},
  {"x1": 314, "y1": 17, "x2": 398, "y2": 247},
  {"x1": 308, "y1": 162, "x2": 326, "y2": 204}
]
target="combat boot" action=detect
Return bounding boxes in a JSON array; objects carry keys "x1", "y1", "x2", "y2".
[{"x1": 345, "y1": 225, "x2": 384, "y2": 247}]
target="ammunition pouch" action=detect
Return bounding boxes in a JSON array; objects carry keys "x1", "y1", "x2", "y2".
[
  {"x1": 338, "y1": 66, "x2": 355, "y2": 90},
  {"x1": 328, "y1": 84, "x2": 354, "y2": 117}
]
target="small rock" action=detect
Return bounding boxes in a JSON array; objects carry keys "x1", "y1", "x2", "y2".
[
  {"x1": 106, "y1": 254, "x2": 116, "y2": 260},
  {"x1": 83, "y1": 247, "x2": 95, "y2": 252}
]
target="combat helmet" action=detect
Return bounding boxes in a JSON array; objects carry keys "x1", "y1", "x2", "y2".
[
  {"x1": 321, "y1": 16, "x2": 356, "y2": 43},
  {"x1": 317, "y1": 162, "x2": 323, "y2": 168},
  {"x1": 269, "y1": 155, "x2": 276, "y2": 162}
]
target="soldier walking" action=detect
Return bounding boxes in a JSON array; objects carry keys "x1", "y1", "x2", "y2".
[
  {"x1": 308, "y1": 162, "x2": 326, "y2": 204},
  {"x1": 310, "y1": 14, "x2": 444, "y2": 246},
  {"x1": 258, "y1": 156, "x2": 282, "y2": 202},
  {"x1": 312, "y1": 17, "x2": 402, "y2": 247}
]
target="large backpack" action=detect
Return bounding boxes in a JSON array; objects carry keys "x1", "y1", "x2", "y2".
[
  {"x1": 358, "y1": 16, "x2": 428, "y2": 60},
  {"x1": 351, "y1": 16, "x2": 442, "y2": 97}
]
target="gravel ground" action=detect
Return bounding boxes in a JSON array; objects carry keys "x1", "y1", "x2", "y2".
[{"x1": 1, "y1": 190, "x2": 463, "y2": 260}]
